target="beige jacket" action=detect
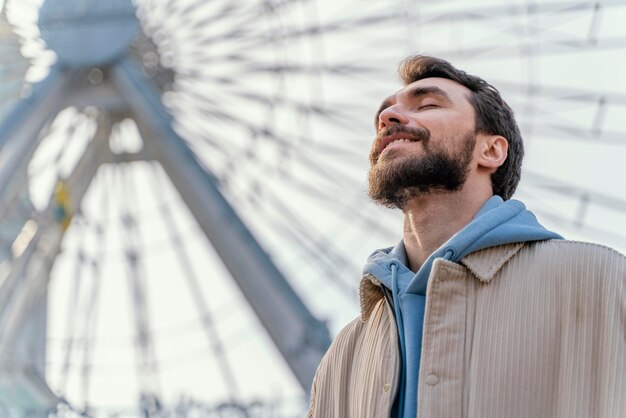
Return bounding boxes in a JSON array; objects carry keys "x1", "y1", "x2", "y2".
[{"x1": 308, "y1": 240, "x2": 626, "y2": 418}]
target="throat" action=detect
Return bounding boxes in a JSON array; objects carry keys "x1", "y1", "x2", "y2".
[{"x1": 401, "y1": 195, "x2": 478, "y2": 270}]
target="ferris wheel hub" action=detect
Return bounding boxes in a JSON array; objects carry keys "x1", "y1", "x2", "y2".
[{"x1": 38, "y1": 0, "x2": 140, "y2": 68}]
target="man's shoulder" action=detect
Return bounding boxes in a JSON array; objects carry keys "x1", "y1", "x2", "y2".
[
  {"x1": 518, "y1": 239, "x2": 626, "y2": 278},
  {"x1": 526, "y1": 239, "x2": 626, "y2": 260},
  {"x1": 462, "y1": 240, "x2": 625, "y2": 283}
]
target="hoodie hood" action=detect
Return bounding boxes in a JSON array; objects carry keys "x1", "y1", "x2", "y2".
[{"x1": 363, "y1": 196, "x2": 563, "y2": 295}]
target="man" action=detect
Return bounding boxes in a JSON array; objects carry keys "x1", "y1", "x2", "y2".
[{"x1": 308, "y1": 55, "x2": 626, "y2": 418}]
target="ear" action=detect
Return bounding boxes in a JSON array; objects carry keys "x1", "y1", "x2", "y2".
[{"x1": 476, "y1": 134, "x2": 508, "y2": 172}]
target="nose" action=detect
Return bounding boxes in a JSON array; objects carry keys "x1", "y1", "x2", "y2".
[{"x1": 378, "y1": 105, "x2": 409, "y2": 130}]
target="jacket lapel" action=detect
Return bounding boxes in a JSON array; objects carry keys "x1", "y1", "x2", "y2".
[{"x1": 460, "y1": 242, "x2": 525, "y2": 283}]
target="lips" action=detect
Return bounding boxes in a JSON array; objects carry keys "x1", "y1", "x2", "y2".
[{"x1": 377, "y1": 132, "x2": 420, "y2": 155}]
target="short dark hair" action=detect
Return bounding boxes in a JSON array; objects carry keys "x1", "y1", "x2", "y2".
[{"x1": 398, "y1": 55, "x2": 523, "y2": 200}]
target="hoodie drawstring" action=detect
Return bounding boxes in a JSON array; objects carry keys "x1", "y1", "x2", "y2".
[{"x1": 390, "y1": 262, "x2": 406, "y2": 417}]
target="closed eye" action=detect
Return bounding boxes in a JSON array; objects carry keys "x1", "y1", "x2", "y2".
[{"x1": 419, "y1": 104, "x2": 439, "y2": 110}]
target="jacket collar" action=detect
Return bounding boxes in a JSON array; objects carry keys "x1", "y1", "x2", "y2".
[
  {"x1": 359, "y1": 273, "x2": 385, "y2": 321},
  {"x1": 460, "y1": 242, "x2": 525, "y2": 282},
  {"x1": 358, "y1": 242, "x2": 525, "y2": 321}
]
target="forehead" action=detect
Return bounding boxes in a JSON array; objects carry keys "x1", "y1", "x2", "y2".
[{"x1": 384, "y1": 77, "x2": 473, "y2": 105}]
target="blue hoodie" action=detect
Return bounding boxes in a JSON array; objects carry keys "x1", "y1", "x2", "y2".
[{"x1": 362, "y1": 196, "x2": 563, "y2": 418}]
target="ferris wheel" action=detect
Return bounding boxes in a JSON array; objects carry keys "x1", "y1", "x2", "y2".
[{"x1": 0, "y1": 0, "x2": 624, "y2": 417}]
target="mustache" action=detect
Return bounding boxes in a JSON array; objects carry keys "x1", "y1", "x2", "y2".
[
  {"x1": 376, "y1": 125, "x2": 430, "y2": 142},
  {"x1": 371, "y1": 124, "x2": 430, "y2": 161}
]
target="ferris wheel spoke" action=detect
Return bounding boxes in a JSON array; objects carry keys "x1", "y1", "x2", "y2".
[
  {"x1": 147, "y1": 163, "x2": 241, "y2": 400},
  {"x1": 78, "y1": 257, "x2": 101, "y2": 411},
  {"x1": 493, "y1": 80, "x2": 626, "y2": 108},
  {"x1": 526, "y1": 123, "x2": 626, "y2": 145},
  {"x1": 439, "y1": 35, "x2": 626, "y2": 59},
  {"x1": 225, "y1": 89, "x2": 373, "y2": 136},
  {"x1": 75, "y1": 172, "x2": 110, "y2": 410},
  {"x1": 233, "y1": 61, "x2": 383, "y2": 77},
  {"x1": 118, "y1": 164, "x2": 163, "y2": 412},
  {"x1": 215, "y1": 154, "x2": 343, "y2": 209},
  {"x1": 164, "y1": 0, "x2": 220, "y2": 21},
  {"x1": 414, "y1": 0, "x2": 624, "y2": 25},
  {"x1": 257, "y1": 12, "x2": 404, "y2": 45},
  {"x1": 56, "y1": 221, "x2": 86, "y2": 396},
  {"x1": 176, "y1": 103, "x2": 360, "y2": 189},
  {"x1": 524, "y1": 203, "x2": 626, "y2": 245},
  {"x1": 199, "y1": 167, "x2": 364, "y2": 308},
  {"x1": 246, "y1": 176, "x2": 364, "y2": 268},
  {"x1": 524, "y1": 170, "x2": 626, "y2": 215},
  {"x1": 238, "y1": 183, "x2": 359, "y2": 297},
  {"x1": 182, "y1": 2, "x2": 251, "y2": 33}
]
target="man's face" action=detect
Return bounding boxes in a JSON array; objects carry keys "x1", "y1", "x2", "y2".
[{"x1": 368, "y1": 77, "x2": 478, "y2": 209}]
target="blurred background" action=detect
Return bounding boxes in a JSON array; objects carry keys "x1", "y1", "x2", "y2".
[{"x1": 0, "y1": 0, "x2": 624, "y2": 417}]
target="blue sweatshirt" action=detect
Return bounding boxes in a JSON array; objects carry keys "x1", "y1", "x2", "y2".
[{"x1": 362, "y1": 196, "x2": 563, "y2": 418}]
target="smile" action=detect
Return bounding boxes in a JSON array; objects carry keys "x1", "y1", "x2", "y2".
[
  {"x1": 386, "y1": 138, "x2": 413, "y2": 147},
  {"x1": 378, "y1": 133, "x2": 419, "y2": 154}
]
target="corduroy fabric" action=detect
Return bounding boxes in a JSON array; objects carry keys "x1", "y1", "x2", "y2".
[
  {"x1": 308, "y1": 295, "x2": 401, "y2": 417},
  {"x1": 308, "y1": 240, "x2": 626, "y2": 418}
]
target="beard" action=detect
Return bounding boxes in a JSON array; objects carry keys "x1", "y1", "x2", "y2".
[{"x1": 368, "y1": 128, "x2": 476, "y2": 210}]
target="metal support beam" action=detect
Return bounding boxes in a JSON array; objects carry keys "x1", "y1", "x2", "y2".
[
  {"x1": 111, "y1": 56, "x2": 331, "y2": 393},
  {"x1": 0, "y1": 66, "x2": 76, "y2": 220},
  {"x1": 0, "y1": 120, "x2": 111, "y2": 337},
  {"x1": 0, "y1": 120, "x2": 110, "y2": 410},
  {"x1": 62, "y1": 79, "x2": 128, "y2": 112},
  {"x1": 0, "y1": 67, "x2": 74, "y2": 194}
]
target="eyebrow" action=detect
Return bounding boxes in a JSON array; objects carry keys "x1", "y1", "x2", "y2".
[
  {"x1": 374, "y1": 85, "x2": 453, "y2": 127},
  {"x1": 408, "y1": 85, "x2": 453, "y2": 102}
]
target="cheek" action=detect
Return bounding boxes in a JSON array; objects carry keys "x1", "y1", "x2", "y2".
[{"x1": 424, "y1": 112, "x2": 474, "y2": 139}]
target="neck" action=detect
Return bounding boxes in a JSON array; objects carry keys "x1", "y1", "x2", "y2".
[{"x1": 402, "y1": 187, "x2": 492, "y2": 272}]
